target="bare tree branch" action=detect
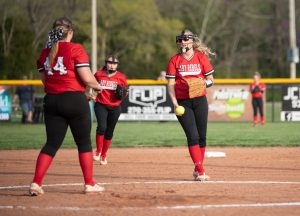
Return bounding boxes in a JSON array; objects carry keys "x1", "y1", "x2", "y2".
[{"x1": 199, "y1": 0, "x2": 215, "y2": 40}]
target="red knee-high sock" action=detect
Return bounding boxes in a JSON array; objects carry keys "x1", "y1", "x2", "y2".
[
  {"x1": 253, "y1": 116, "x2": 258, "y2": 125},
  {"x1": 79, "y1": 152, "x2": 94, "y2": 185},
  {"x1": 188, "y1": 145, "x2": 204, "y2": 175},
  {"x1": 32, "y1": 153, "x2": 53, "y2": 186},
  {"x1": 261, "y1": 116, "x2": 265, "y2": 125},
  {"x1": 95, "y1": 134, "x2": 104, "y2": 155},
  {"x1": 200, "y1": 147, "x2": 206, "y2": 164},
  {"x1": 101, "y1": 139, "x2": 112, "y2": 158}
]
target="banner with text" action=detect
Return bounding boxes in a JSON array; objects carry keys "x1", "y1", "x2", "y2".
[
  {"x1": 119, "y1": 85, "x2": 176, "y2": 121},
  {"x1": 0, "y1": 86, "x2": 12, "y2": 121},
  {"x1": 207, "y1": 85, "x2": 254, "y2": 121},
  {"x1": 281, "y1": 85, "x2": 300, "y2": 121},
  {"x1": 119, "y1": 85, "x2": 255, "y2": 121}
]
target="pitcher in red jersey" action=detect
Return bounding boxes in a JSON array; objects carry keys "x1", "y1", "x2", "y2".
[
  {"x1": 166, "y1": 29, "x2": 215, "y2": 181},
  {"x1": 90, "y1": 55, "x2": 128, "y2": 165},
  {"x1": 249, "y1": 71, "x2": 266, "y2": 126},
  {"x1": 30, "y1": 17, "x2": 104, "y2": 196}
]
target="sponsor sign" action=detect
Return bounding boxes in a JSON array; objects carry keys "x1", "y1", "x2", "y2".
[
  {"x1": 281, "y1": 85, "x2": 300, "y2": 121},
  {"x1": 119, "y1": 85, "x2": 176, "y2": 121},
  {"x1": 119, "y1": 84, "x2": 256, "y2": 121},
  {"x1": 207, "y1": 85, "x2": 254, "y2": 121},
  {"x1": 0, "y1": 86, "x2": 12, "y2": 121}
]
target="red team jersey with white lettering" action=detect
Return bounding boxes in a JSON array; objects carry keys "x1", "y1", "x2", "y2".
[
  {"x1": 166, "y1": 51, "x2": 214, "y2": 99},
  {"x1": 249, "y1": 82, "x2": 266, "y2": 98},
  {"x1": 94, "y1": 69, "x2": 127, "y2": 107},
  {"x1": 37, "y1": 42, "x2": 90, "y2": 94}
]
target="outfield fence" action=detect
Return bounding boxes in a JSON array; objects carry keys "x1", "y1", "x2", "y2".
[{"x1": 1, "y1": 79, "x2": 300, "y2": 123}]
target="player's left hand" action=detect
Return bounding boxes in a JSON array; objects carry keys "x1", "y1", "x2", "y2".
[{"x1": 115, "y1": 85, "x2": 128, "y2": 100}]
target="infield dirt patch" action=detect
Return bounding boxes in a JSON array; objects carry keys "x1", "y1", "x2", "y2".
[{"x1": 0, "y1": 147, "x2": 299, "y2": 216}]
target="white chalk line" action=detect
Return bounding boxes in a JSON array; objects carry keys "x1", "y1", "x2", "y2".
[
  {"x1": 1, "y1": 180, "x2": 300, "y2": 190},
  {"x1": 1, "y1": 202, "x2": 300, "y2": 211},
  {"x1": 0, "y1": 181, "x2": 300, "y2": 190}
]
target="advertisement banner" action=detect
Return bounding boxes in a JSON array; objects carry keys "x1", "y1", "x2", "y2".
[
  {"x1": 0, "y1": 86, "x2": 12, "y2": 121},
  {"x1": 119, "y1": 85, "x2": 176, "y2": 121},
  {"x1": 119, "y1": 84, "x2": 255, "y2": 121},
  {"x1": 281, "y1": 85, "x2": 300, "y2": 121},
  {"x1": 207, "y1": 85, "x2": 254, "y2": 121}
]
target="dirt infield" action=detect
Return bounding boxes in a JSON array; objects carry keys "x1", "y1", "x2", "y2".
[{"x1": 0, "y1": 147, "x2": 299, "y2": 216}]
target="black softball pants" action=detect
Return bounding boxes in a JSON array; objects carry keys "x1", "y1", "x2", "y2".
[
  {"x1": 177, "y1": 96, "x2": 208, "y2": 147},
  {"x1": 41, "y1": 92, "x2": 92, "y2": 157},
  {"x1": 252, "y1": 97, "x2": 264, "y2": 117},
  {"x1": 94, "y1": 102, "x2": 121, "y2": 140}
]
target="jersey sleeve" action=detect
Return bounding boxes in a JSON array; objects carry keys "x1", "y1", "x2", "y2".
[
  {"x1": 36, "y1": 49, "x2": 48, "y2": 73},
  {"x1": 123, "y1": 75, "x2": 128, "y2": 87},
  {"x1": 200, "y1": 54, "x2": 214, "y2": 76},
  {"x1": 72, "y1": 44, "x2": 90, "y2": 69},
  {"x1": 119, "y1": 73, "x2": 128, "y2": 87},
  {"x1": 166, "y1": 56, "x2": 176, "y2": 79}
]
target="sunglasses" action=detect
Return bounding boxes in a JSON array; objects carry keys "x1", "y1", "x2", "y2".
[
  {"x1": 176, "y1": 35, "x2": 194, "y2": 43},
  {"x1": 106, "y1": 61, "x2": 119, "y2": 64}
]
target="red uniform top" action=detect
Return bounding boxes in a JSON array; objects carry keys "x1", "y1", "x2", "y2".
[
  {"x1": 94, "y1": 69, "x2": 127, "y2": 107},
  {"x1": 37, "y1": 42, "x2": 90, "y2": 94},
  {"x1": 166, "y1": 51, "x2": 214, "y2": 99},
  {"x1": 249, "y1": 82, "x2": 266, "y2": 98}
]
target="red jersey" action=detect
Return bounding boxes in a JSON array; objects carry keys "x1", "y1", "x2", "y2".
[
  {"x1": 249, "y1": 82, "x2": 265, "y2": 98},
  {"x1": 94, "y1": 69, "x2": 127, "y2": 107},
  {"x1": 166, "y1": 51, "x2": 214, "y2": 99},
  {"x1": 37, "y1": 42, "x2": 90, "y2": 94}
]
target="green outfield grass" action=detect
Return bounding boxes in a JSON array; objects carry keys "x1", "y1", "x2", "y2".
[{"x1": 0, "y1": 121, "x2": 299, "y2": 150}]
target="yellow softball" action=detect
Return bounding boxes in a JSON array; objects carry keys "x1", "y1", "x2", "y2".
[{"x1": 175, "y1": 106, "x2": 185, "y2": 116}]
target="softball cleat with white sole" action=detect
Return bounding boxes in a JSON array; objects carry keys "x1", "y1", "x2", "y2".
[
  {"x1": 84, "y1": 183, "x2": 105, "y2": 194},
  {"x1": 93, "y1": 153, "x2": 101, "y2": 161},
  {"x1": 100, "y1": 157, "x2": 107, "y2": 165},
  {"x1": 193, "y1": 171, "x2": 210, "y2": 182},
  {"x1": 29, "y1": 182, "x2": 44, "y2": 196}
]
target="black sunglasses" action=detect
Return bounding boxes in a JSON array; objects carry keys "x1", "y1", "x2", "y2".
[
  {"x1": 176, "y1": 35, "x2": 194, "y2": 43},
  {"x1": 106, "y1": 61, "x2": 119, "y2": 64}
]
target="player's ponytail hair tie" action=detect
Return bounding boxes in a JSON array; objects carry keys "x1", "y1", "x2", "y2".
[
  {"x1": 46, "y1": 17, "x2": 73, "y2": 48},
  {"x1": 46, "y1": 27, "x2": 64, "y2": 48}
]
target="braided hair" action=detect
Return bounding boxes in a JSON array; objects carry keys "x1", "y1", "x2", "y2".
[{"x1": 47, "y1": 17, "x2": 73, "y2": 66}]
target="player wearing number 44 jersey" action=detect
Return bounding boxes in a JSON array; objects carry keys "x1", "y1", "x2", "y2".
[
  {"x1": 89, "y1": 55, "x2": 128, "y2": 165},
  {"x1": 30, "y1": 17, "x2": 104, "y2": 196},
  {"x1": 166, "y1": 29, "x2": 215, "y2": 181}
]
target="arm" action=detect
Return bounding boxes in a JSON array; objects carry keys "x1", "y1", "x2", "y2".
[
  {"x1": 167, "y1": 78, "x2": 179, "y2": 107},
  {"x1": 260, "y1": 83, "x2": 266, "y2": 93},
  {"x1": 77, "y1": 67, "x2": 101, "y2": 90}
]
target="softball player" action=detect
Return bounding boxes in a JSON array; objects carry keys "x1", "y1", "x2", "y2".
[
  {"x1": 29, "y1": 17, "x2": 104, "y2": 196},
  {"x1": 90, "y1": 55, "x2": 128, "y2": 165},
  {"x1": 249, "y1": 71, "x2": 266, "y2": 126},
  {"x1": 166, "y1": 29, "x2": 215, "y2": 181}
]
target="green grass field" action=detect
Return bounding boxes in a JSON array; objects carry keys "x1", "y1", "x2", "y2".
[{"x1": 0, "y1": 121, "x2": 299, "y2": 150}]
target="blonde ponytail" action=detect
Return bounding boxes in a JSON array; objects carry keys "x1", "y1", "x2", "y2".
[
  {"x1": 48, "y1": 42, "x2": 59, "y2": 66},
  {"x1": 193, "y1": 37, "x2": 216, "y2": 57}
]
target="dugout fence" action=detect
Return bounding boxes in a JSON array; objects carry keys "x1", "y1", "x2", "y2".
[{"x1": 1, "y1": 78, "x2": 300, "y2": 123}]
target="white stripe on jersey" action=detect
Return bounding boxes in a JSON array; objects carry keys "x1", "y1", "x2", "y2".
[
  {"x1": 38, "y1": 68, "x2": 44, "y2": 72},
  {"x1": 165, "y1": 74, "x2": 176, "y2": 79},
  {"x1": 75, "y1": 63, "x2": 90, "y2": 68},
  {"x1": 100, "y1": 85, "x2": 117, "y2": 90},
  {"x1": 205, "y1": 70, "x2": 214, "y2": 76},
  {"x1": 179, "y1": 71, "x2": 201, "y2": 76}
]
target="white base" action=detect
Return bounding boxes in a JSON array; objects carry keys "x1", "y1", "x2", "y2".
[{"x1": 205, "y1": 151, "x2": 226, "y2": 158}]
